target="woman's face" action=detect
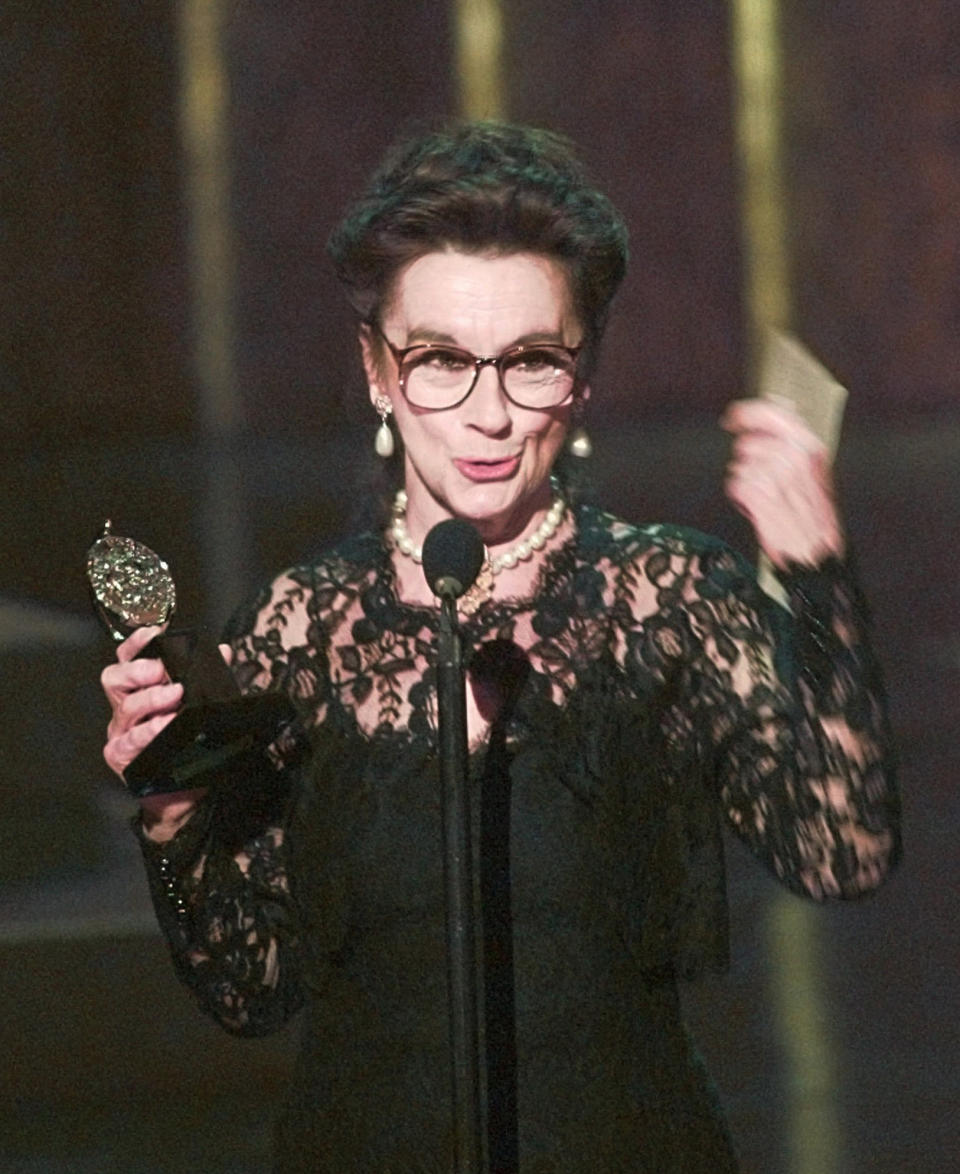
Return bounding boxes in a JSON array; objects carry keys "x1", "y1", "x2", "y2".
[{"x1": 362, "y1": 249, "x2": 584, "y2": 546}]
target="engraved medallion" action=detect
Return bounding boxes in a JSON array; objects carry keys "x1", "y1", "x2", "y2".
[{"x1": 86, "y1": 521, "x2": 177, "y2": 640}]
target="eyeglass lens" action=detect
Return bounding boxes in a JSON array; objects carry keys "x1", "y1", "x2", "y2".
[{"x1": 401, "y1": 345, "x2": 577, "y2": 409}]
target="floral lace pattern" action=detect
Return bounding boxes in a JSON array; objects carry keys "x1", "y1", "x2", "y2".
[{"x1": 135, "y1": 504, "x2": 900, "y2": 1169}]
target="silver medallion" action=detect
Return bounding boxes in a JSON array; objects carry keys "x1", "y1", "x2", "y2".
[{"x1": 85, "y1": 520, "x2": 177, "y2": 641}]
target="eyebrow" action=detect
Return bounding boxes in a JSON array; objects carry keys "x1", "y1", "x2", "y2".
[{"x1": 402, "y1": 326, "x2": 571, "y2": 349}]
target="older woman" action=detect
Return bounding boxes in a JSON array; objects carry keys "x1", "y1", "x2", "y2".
[{"x1": 101, "y1": 122, "x2": 899, "y2": 1172}]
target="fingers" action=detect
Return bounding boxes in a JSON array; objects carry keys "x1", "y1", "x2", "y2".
[
  {"x1": 722, "y1": 395, "x2": 831, "y2": 496},
  {"x1": 102, "y1": 653, "x2": 167, "y2": 699},
  {"x1": 104, "y1": 710, "x2": 179, "y2": 779},
  {"x1": 105, "y1": 679, "x2": 184, "y2": 736},
  {"x1": 728, "y1": 430, "x2": 823, "y2": 475},
  {"x1": 103, "y1": 678, "x2": 183, "y2": 777},
  {"x1": 101, "y1": 624, "x2": 185, "y2": 782},
  {"x1": 100, "y1": 658, "x2": 177, "y2": 743},
  {"x1": 721, "y1": 397, "x2": 825, "y2": 457},
  {"x1": 722, "y1": 398, "x2": 844, "y2": 567},
  {"x1": 725, "y1": 454, "x2": 824, "y2": 524},
  {"x1": 116, "y1": 623, "x2": 167, "y2": 664},
  {"x1": 102, "y1": 632, "x2": 235, "y2": 784}
]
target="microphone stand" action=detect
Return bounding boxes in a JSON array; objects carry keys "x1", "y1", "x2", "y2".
[{"x1": 436, "y1": 592, "x2": 486, "y2": 1173}]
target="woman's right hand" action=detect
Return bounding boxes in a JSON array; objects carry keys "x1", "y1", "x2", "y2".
[
  {"x1": 101, "y1": 625, "x2": 206, "y2": 835},
  {"x1": 102, "y1": 625, "x2": 182, "y2": 778}
]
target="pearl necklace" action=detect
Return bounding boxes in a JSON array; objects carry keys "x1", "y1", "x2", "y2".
[{"x1": 389, "y1": 489, "x2": 567, "y2": 614}]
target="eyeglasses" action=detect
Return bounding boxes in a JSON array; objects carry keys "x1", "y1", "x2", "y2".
[{"x1": 371, "y1": 323, "x2": 582, "y2": 412}]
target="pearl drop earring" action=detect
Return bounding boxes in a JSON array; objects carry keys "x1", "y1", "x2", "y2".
[
  {"x1": 567, "y1": 395, "x2": 592, "y2": 459},
  {"x1": 374, "y1": 395, "x2": 394, "y2": 458},
  {"x1": 568, "y1": 425, "x2": 593, "y2": 459}
]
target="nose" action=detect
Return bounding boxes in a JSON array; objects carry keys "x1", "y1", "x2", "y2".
[{"x1": 462, "y1": 361, "x2": 512, "y2": 433}]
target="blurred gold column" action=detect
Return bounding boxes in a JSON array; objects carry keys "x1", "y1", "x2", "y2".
[
  {"x1": 730, "y1": 0, "x2": 792, "y2": 366},
  {"x1": 177, "y1": 0, "x2": 246, "y2": 625},
  {"x1": 730, "y1": 4, "x2": 840, "y2": 1174},
  {"x1": 454, "y1": 0, "x2": 505, "y2": 119}
]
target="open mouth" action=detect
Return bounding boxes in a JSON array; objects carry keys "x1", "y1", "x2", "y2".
[{"x1": 454, "y1": 455, "x2": 521, "y2": 482}]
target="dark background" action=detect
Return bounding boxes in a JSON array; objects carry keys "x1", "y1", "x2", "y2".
[{"x1": 2, "y1": 3, "x2": 957, "y2": 1171}]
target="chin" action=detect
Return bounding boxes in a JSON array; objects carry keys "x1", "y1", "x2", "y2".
[
  {"x1": 450, "y1": 486, "x2": 535, "y2": 541},
  {"x1": 452, "y1": 481, "x2": 517, "y2": 515}
]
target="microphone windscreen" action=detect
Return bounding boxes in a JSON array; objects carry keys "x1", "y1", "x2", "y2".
[{"x1": 422, "y1": 519, "x2": 485, "y2": 599}]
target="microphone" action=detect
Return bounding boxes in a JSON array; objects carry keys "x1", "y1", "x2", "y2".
[
  {"x1": 422, "y1": 516, "x2": 487, "y2": 1163},
  {"x1": 422, "y1": 519, "x2": 485, "y2": 601}
]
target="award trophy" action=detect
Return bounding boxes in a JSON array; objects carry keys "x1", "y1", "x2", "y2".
[{"x1": 86, "y1": 520, "x2": 294, "y2": 798}]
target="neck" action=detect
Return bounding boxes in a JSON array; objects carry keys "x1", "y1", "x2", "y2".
[
  {"x1": 480, "y1": 487, "x2": 556, "y2": 554},
  {"x1": 388, "y1": 484, "x2": 568, "y2": 612}
]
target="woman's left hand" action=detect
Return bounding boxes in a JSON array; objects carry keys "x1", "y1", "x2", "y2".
[{"x1": 721, "y1": 398, "x2": 845, "y2": 570}]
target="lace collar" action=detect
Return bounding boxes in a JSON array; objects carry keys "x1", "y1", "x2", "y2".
[{"x1": 371, "y1": 504, "x2": 586, "y2": 630}]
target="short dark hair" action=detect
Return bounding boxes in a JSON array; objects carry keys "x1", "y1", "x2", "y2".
[{"x1": 327, "y1": 120, "x2": 629, "y2": 374}]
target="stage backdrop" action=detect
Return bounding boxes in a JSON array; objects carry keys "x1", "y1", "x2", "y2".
[{"x1": 2, "y1": 3, "x2": 958, "y2": 1172}]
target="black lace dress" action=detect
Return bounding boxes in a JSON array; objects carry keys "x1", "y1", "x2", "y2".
[{"x1": 136, "y1": 504, "x2": 900, "y2": 1173}]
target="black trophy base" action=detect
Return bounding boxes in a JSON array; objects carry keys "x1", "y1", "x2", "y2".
[{"x1": 123, "y1": 692, "x2": 295, "y2": 798}]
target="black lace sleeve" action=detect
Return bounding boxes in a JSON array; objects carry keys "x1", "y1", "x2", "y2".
[
  {"x1": 134, "y1": 757, "x2": 304, "y2": 1037},
  {"x1": 684, "y1": 541, "x2": 901, "y2": 899},
  {"x1": 133, "y1": 569, "x2": 321, "y2": 1037}
]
